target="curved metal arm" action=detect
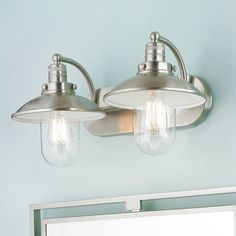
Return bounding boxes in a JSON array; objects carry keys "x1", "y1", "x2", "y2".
[
  {"x1": 151, "y1": 32, "x2": 187, "y2": 81},
  {"x1": 52, "y1": 54, "x2": 96, "y2": 101}
]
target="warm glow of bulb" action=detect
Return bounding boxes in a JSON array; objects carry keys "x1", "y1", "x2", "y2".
[
  {"x1": 50, "y1": 116, "x2": 70, "y2": 145},
  {"x1": 145, "y1": 92, "x2": 167, "y2": 138},
  {"x1": 40, "y1": 112, "x2": 80, "y2": 167},
  {"x1": 133, "y1": 91, "x2": 176, "y2": 155}
]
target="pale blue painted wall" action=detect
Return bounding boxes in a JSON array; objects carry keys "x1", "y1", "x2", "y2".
[{"x1": 0, "y1": 0, "x2": 236, "y2": 235}]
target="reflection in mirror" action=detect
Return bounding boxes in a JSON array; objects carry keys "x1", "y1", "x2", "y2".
[{"x1": 45, "y1": 208, "x2": 235, "y2": 236}]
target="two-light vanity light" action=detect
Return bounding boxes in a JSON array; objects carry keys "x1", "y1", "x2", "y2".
[{"x1": 12, "y1": 32, "x2": 212, "y2": 167}]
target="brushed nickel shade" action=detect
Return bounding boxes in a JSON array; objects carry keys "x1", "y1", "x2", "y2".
[
  {"x1": 11, "y1": 54, "x2": 106, "y2": 123},
  {"x1": 104, "y1": 73, "x2": 206, "y2": 110},
  {"x1": 104, "y1": 32, "x2": 206, "y2": 110},
  {"x1": 86, "y1": 32, "x2": 212, "y2": 137},
  {"x1": 11, "y1": 54, "x2": 106, "y2": 167},
  {"x1": 11, "y1": 94, "x2": 105, "y2": 123}
]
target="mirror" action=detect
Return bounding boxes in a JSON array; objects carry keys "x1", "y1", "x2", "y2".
[{"x1": 44, "y1": 206, "x2": 235, "y2": 236}]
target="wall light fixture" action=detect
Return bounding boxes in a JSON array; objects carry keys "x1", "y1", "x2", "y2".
[
  {"x1": 12, "y1": 32, "x2": 212, "y2": 166},
  {"x1": 12, "y1": 55, "x2": 106, "y2": 167}
]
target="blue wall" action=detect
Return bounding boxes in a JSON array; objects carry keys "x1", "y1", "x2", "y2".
[{"x1": 1, "y1": 0, "x2": 236, "y2": 235}]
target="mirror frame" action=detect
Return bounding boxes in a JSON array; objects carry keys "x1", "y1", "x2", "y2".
[{"x1": 30, "y1": 186, "x2": 236, "y2": 236}]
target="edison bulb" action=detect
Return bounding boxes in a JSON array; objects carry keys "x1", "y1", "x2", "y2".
[
  {"x1": 133, "y1": 91, "x2": 176, "y2": 155},
  {"x1": 40, "y1": 112, "x2": 80, "y2": 167}
]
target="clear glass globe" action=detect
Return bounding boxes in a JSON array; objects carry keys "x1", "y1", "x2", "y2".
[
  {"x1": 133, "y1": 91, "x2": 176, "y2": 155},
  {"x1": 40, "y1": 111, "x2": 80, "y2": 167}
]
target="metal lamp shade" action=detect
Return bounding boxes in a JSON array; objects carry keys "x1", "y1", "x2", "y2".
[
  {"x1": 12, "y1": 94, "x2": 106, "y2": 123},
  {"x1": 104, "y1": 73, "x2": 207, "y2": 110}
]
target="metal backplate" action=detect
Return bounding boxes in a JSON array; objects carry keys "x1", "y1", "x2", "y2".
[{"x1": 84, "y1": 75, "x2": 212, "y2": 137}]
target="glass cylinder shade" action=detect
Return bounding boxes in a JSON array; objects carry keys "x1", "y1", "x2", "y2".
[
  {"x1": 40, "y1": 111, "x2": 80, "y2": 167},
  {"x1": 133, "y1": 91, "x2": 176, "y2": 155}
]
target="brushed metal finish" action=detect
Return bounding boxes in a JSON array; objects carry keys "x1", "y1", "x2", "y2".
[
  {"x1": 157, "y1": 33, "x2": 187, "y2": 81},
  {"x1": 56, "y1": 54, "x2": 96, "y2": 102},
  {"x1": 104, "y1": 32, "x2": 206, "y2": 110},
  {"x1": 85, "y1": 75, "x2": 212, "y2": 136},
  {"x1": 12, "y1": 54, "x2": 105, "y2": 123},
  {"x1": 48, "y1": 63, "x2": 67, "y2": 83},
  {"x1": 91, "y1": 32, "x2": 212, "y2": 136},
  {"x1": 145, "y1": 41, "x2": 166, "y2": 63},
  {"x1": 104, "y1": 73, "x2": 206, "y2": 109},
  {"x1": 85, "y1": 109, "x2": 133, "y2": 136},
  {"x1": 12, "y1": 94, "x2": 105, "y2": 123},
  {"x1": 12, "y1": 34, "x2": 212, "y2": 140}
]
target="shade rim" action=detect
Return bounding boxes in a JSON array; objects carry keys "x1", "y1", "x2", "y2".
[
  {"x1": 105, "y1": 87, "x2": 206, "y2": 109},
  {"x1": 12, "y1": 109, "x2": 106, "y2": 123},
  {"x1": 104, "y1": 73, "x2": 207, "y2": 109},
  {"x1": 12, "y1": 93, "x2": 106, "y2": 123}
]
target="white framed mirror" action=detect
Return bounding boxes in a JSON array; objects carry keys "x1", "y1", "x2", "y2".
[
  {"x1": 43, "y1": 206, "x2": 235, "y2": 236},
  {"x1": 31, "y1": 187, "x2": 236, "y2": 236}
]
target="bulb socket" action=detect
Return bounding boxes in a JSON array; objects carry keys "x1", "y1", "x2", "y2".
[
  {"x1": 48, "y1": 63, "x2": 67, "y2": 83},
  {"x1": 145, "y1": 42, "x2": 166, "y2": 62},
  {"x1": 137, "y1": 35, "x2": 173, "y2": 74},
  {"x1": 41, "y1": 63, "x2": 76, "y2": 95}
]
